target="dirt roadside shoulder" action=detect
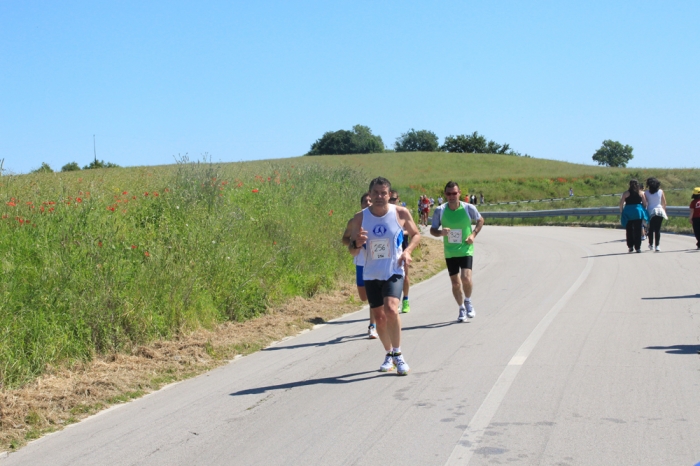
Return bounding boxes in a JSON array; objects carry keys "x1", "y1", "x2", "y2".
[{"x1": 0, "y1": 237, "x2": 445, "y2": 452}]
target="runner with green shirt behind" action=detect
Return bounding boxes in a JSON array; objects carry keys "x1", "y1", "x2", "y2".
[{"x1": 430, "y1": 181, "x2": 484, "y2": 322}]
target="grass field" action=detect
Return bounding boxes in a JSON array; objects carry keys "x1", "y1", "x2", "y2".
[
  {"x1": 2, "y1": 152, "x2": 699, "y2": 389},
  {"x1": 0, "y1": 158, "x2": 366, "y2": 388}
]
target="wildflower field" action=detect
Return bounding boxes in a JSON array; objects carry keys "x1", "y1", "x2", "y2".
[{"x1": 0, "y1": 158, "x2": 365, "y2": 388}]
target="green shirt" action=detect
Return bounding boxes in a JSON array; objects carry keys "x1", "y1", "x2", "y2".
[{"x1": 438, "y1": 203, "x2": 474, "y2": 258}]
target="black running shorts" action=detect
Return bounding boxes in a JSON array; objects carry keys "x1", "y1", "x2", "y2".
[
  {"x1": 364, "y1": 274, "x2": 404, "y2": 309},
  {"x1": 446, "y1": 256, "x2": 473, "y2": 276}
]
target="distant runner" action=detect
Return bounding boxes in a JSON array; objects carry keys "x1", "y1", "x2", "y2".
[
  {"x1": 342, "y1": 192, "x2": 378, "y2": 338},
  {"x1": 390, "y1": 189, "x2": 411, "y2": 313},
  {"x1": 430, "y1": 181, "x2": 484, "y2": 322},
  {"x1": 348, "y1": 177, "x2": 421, "y2": 375},
  {"x1": 421, "y1": 195, "x2": 431, "y2": 226}
]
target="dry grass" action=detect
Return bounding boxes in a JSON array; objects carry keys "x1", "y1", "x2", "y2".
[{"x1": 0, "y1": 237, "x2": 445, "y2": 452}]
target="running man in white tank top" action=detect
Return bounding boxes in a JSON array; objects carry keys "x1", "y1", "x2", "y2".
[
  {"x1": 348, "y1": 177, "x2": 421, "y2": 375},
  {"x1": 342, "y1": 192, "x2": 379, "y2": 339}
]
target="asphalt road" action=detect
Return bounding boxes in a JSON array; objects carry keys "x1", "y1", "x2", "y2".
[{"x1": 2, "y1": 226, "x2": 699, "y2": 466}]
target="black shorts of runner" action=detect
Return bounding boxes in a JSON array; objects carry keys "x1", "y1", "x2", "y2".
[
  {"x1": 446, "y1": 256, "x2": 473, "y2": 276},
  {"x1": 364, "y1": 274, "x2": 405, "y2": 309}
]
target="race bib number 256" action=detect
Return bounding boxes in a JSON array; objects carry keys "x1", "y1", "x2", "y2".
[{"x1": 370, "y1": 239, "x2": 390, "y2": 260}]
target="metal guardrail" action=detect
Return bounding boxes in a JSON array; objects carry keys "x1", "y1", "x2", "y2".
[
  {"x1": 480, "y1": 206, "x2": 689, "y2": 219},
  {"x1": 482, "y1": 188, "x2": 688, "y2": 207}
]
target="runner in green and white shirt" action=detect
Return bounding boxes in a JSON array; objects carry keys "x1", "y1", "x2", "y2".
[{"x1": 430, "y1": 181, "x2": 484, "y2": 322}]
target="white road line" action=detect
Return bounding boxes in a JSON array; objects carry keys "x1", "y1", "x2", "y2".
[{"x1": 446, "y1": 249, "x2": 594, "y2": 465}]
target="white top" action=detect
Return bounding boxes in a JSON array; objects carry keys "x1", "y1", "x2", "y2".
[
  {"x1": 361, "y1": 204, "x2": 405, "y2": 281},
  {"x1": 644, "y1": 189, "x2": 663, "y2": 214}
]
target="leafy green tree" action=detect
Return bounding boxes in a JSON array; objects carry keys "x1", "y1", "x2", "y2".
[
  {"x1": 31, "y1": 162, "x2": 54, "y2": 173},
  {"x1": 394, "y1": 129, "x2": 439, "y2": 152},
  {"x1": 592, "y1": 140, "x2": 634, "y2": 167},
  {"x1": 61, "y1": 162, "x2": 81, "y2": 172},
  {"x1": 83, "y1": 159, "x2": 120, "y2": 169},
  {"x1": 442, "y1": 131, "x2": 511, "y2": 154},
  {"x1": 307, "y1": 125, "x2": 384, "y2": 155}
]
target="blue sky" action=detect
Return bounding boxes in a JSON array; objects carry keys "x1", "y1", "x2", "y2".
[{"x1": 1, "y1": 1, "x2": 698, "y2": 174}]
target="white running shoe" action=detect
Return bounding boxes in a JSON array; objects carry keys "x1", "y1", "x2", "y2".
[
  {"x1": 368, "y1": 325, "x2": 378, "y2": 339},
  {"x1": 458, "y1": 306, "x2": 467, "y2": 322},
  {"x1": 379, "y1": 353, "x2": 395, "y2": 372},
  {"x1": 393, "y1": 352, "x2": 410, "y2": 376},
  {"x1": 655, "y1": 246, "x2": 660, "y2": 252},
  {"x1": 464, "y1": 299, "x2": 475, "y2": 318},
  {"x1": 648, "y1": 244, "x2": 654, "y2": 251}
]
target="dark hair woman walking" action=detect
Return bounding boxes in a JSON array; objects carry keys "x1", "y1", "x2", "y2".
[
  {"x1": 689, "y1": 188, "x2": 700, "y2": 249},
  {"x1": 644, "y1": 177, "x2": 667, "y2": 251},
  {"x1": 620, "y1": 179, "x2": 648, "y2": 253}
]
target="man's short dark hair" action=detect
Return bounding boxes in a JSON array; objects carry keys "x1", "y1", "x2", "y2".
[
  {"x1": 444, "y1": 181, "x2": 459, "y2": 192},
  {"x1": 360, "y1": 192, "x2": 370, "y2": 204},
  {"x1": 369, "y1": 177, "x2": 392, "y2": 192},
  {"x1": 390, "y1": 189, "x2": 398, "y2": 196}
]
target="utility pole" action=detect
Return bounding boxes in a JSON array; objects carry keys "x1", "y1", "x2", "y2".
[{"x1": 93, "y1": 135, "x2": 97, "y2": 165}]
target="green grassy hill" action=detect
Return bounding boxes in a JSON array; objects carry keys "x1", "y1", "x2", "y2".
[{"x1": 285, "y1": 152, "x2": 700, "y2": 207}]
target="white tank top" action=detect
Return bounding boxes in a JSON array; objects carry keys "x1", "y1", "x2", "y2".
[
  {"x1": 645, "y1": 189, "x2": 663, "y2": 213},
  {"x1": 361, "y1": 204, "x2": 405, "y2": 281}
]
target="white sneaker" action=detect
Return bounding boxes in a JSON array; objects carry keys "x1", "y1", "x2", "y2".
[
  {"x1": 464, "y1": 299, "x2": 475, "y2": 318},
  {"x1": 393, "y1": 352, "x2": 410, "y2": 376},
  {"x1": 458, "y1": 306, "x2": 467, "y2": 322},
  {"x1": 655, "y1": 246, "x2": 660, "y2": 252},
  {"x1": 379, "y1": 353, "x2": 395, "y2": 372},
  {"x1": 648, "y1": 244, "x2": 654, "y2": 251},
  {"x1": 368, "y1": 325, "x2": 378, "y2": 339}
]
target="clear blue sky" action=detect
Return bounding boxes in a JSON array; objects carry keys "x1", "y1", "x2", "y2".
[{"x1": 1, "y1": 1, "x2": 698, "y2": 174}]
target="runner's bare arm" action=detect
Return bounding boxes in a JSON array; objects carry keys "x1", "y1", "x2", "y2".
[
  {"x1": 348, "y1": 212, "x2": 367, "y2": 257},
  {"x1": 341, "y1": 218, "x2": 352, "y2": 246},
  {"x1": 397, "y1": 207, "x2": 421, "y2": 266},
  {"x1": 466, "y1": 217, "x2": 485, "y2": 245},
  {"x1": 429, "y1": 211, "x2": 449, "y2": 237}
]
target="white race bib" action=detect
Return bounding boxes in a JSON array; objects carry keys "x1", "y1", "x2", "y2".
[
  {"x1": 369, "y1": 239, "x2": 390, "y2": 260},
  {"x1": 448, "y1": 229, "x2": 463, "y2": 244}
]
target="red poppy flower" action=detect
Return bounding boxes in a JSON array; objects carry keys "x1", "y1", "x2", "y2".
[
  {"x1": 76, "y1": 198, "x2": 82, "y2": 203},
  {"x1": 122, "y1": 191, "x2": 128, "y2": 195},
  {"x1": 144, "y1": 251, "x2": 150, "y2": 257},
  {"x1": 153, "y1": 192, "x2": 159, "y2": 197},
  {"x1": 98, "y1": 241, "x2": 103, "y2": 247},
  {"x1": 6, "y1": 202, "x2": 16, "y2": 207},
  {"x1": 328, "y1": 210, "x2": 333, "y2": 216},
  {"x1": 252, "y1": 189, "x2": 259, "y2": 193},
  {"x1": 144, "y1": 192, "x2": 149, "y2": 196},
  {"x1": 131, "y1": 245, "x2": 137, "y2": 249}
]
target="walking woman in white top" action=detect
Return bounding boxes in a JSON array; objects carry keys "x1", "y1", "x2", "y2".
[{"x1": 645, "y1": 177, "x2": 667, "y2": 251}]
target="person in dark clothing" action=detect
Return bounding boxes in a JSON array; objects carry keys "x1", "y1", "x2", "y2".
[
  {"x1": 689, "y1": 188, "x2": 700, "y2": 249},
  {"x1": 619, "y1": 179, "x2": 648, "y2": 253}
]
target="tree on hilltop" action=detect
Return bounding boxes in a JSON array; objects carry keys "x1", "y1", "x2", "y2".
[
  {"x1": 394, "y1": 129, "x2": 440, "y2": 152},
  {"x1": 592, "y1": 140, "x2": 633, "y2": 167},
  {"x1": 442, "y1": 131, "x2": 511, "y2": 154},
  {"x1": 31, "y1": 162, "x2": 54, "y2": 173},
  {"x1": 84, "y1": 159, "x2": 120, "y2": 169},
  {"x1": 61, "y1": 162, "x2": 81, "y2": 172},
  {"x1": 307, "y1": 125, "x2": 384, "y2": 155}
]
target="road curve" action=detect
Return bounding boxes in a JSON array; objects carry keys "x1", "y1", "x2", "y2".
[{"x1": 2, "y1": 226, "x2": 699, "y2": 466}]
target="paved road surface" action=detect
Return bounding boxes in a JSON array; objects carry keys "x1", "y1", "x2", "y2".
[{"x1": 2, "y1": 226, "x2": 699, "y2": 465}]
